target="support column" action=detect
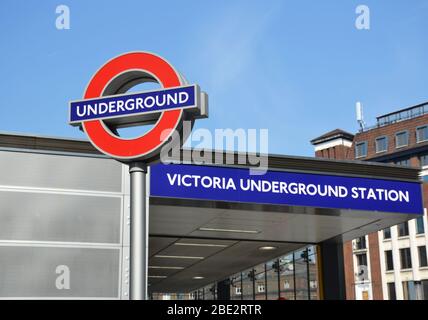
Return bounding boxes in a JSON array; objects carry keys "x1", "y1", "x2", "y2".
[
  {"x1": 129, "y1": 162, "x2": 148, "y2": 300},
  {"x1": 391, "y1": 226, "x2": 403, "y2": 299},
  {"x1": 319, "y1": 237, "x2": 346, "y2": 300},
  {"x1": 217, "y1": 279, "x2": 231, "y2": 300}
]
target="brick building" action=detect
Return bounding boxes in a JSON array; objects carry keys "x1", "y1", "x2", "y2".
[{"x1": 311, "y1": 102, "x2": 428, "y2": 300}]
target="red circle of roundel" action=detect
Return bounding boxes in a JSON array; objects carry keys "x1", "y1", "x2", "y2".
[{"x1": 82, "y1": 52, "x2": 183, "y2": 160}]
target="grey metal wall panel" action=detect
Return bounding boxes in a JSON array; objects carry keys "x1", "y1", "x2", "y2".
[
  {"x1": 0, "y1": 246, "x2": 120, "y2": 298},
  {"x1": 0, "y1": 191, "x2": 121, "y2": 243},
  {"x1": 0, "y1": 151, "x2": 122, "y2": 192}
]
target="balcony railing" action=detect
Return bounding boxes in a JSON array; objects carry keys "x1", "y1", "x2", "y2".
[{"x1": 359, "y1": 102, "x2": 428, "y2": 132}]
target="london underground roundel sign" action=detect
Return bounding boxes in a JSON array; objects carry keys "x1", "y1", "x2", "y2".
[{"x1": 69, "y1": 51, "x2": 208, "y2": 162}]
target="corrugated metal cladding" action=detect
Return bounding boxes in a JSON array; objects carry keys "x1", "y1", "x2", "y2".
[{"x1": 0, "y1": 149, "x2": 127, "y2": 299}]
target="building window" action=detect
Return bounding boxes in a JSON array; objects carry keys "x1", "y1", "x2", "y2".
[
  {"x1": 402, "y1": 281, "x2": 410, "y2": 300},
  {"x1": 420, "y1": 154, "x2": 428, "y2": 167},
  {"x1": 394, "y1": 158, "x2": 410, "y2": 167},
  {"x1": 395, "y1": 131, "x2": 409, "y2": 148},
  {"x1": 400, "y1": 248, "x2": 412, "y2": 269},
  {"x1": 355, "y1": 236, "x2": 366, "y2": 250},
  {"x1": 199, "y1": 245, "x2": 321, "y2": 301},
  {"x1": 254, "y1": 268, "x2": 266, "y2": 300},
  {"x1": 230, "y1": 274, "x2": 242, "y2": 300},
  {"x1": 356, "y1": 253, "x2": 367, "y2": 267},
  {"x1": 355, "y1": 141, "x2": 367, "y2": 158},
  {"x1": 385, "y1": 250, "x2": 394, "y2": 271},
  {"x1": 402, "y1": 281, "x2": 417, "y2": 300},
  {"x1": 416, "y1": 125, "x2": 428, "y2": 143},
  {"x1": 375, "y1": 136, "x2": 388, "y2": 153},
  {"x1": 309, "y1": 280, "x2": 317, "y2": 289},
  {"x1": 398, "y1": 222, "x2": 409, "y2": 237},
  {"x1": 205, "y1": 285, "x2": 216, "y2": 300},
  {"x1": 279, "y1": 254, "x2": 295, "y2": 300},
  {"x1": 418, "y1": 246, "x2": 428, "y2": 267},
  {"x1": 387, "y1": 282, "x2": 396, "y2": 300},
  {"x1": 422, "y1": 280, "x2": 428, "y2": 300},
  {"x1": 383, "y1": 228, "x2": 391, "y2": 240},
  {"x1": 265, "y1": 260, "x2": 279, "y2": 300},
  {"x1": 241, "y1": 270, "x2": 254, "y2": 300},
  {"x1": 416, "y1": 216, "x2": 425, "y2": 234}
]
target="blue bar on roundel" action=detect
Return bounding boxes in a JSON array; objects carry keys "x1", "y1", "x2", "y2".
[{"x1": 69, "y1": 85, "x2": 197, "y2": 125}]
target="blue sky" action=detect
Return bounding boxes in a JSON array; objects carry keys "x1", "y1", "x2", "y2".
[{"x1": 1, "y1": 0, "x2": 428, "y2": 156}]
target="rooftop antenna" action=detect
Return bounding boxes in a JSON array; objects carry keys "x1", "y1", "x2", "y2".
[{"x1": 356, "y1": 101, "x2": 365, "y2": 131}]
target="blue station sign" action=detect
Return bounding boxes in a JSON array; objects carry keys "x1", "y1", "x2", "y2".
[
  {"x1": 69, "y1": 84, "x2": 199, "y2": 126},
  {"x1": 150, "y1": 163, "x2": 424, "y2": 215}
]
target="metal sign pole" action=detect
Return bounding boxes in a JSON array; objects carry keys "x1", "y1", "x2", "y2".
[
  {"x1": 69, "y1": 52, "x2": 207, "y2": 300},
  {"x1": 129, "y1": 162, "x2": 148, "y2": 300}
]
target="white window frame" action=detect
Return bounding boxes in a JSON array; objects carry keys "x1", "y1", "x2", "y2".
[
  {"x1": 375, "y1": 136, "x2": 388, "y2": 153},
  {"x1": 416, "y1": 125, "x2": 428, "y2": 143},
  {"x1": 355, "y1": 141, "x2": 368, "y2": 158},
  {"x1": 395, "y1": 130, "x2": 409, "y2": 149}
]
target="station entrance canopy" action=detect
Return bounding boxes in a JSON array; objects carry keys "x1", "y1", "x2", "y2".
[
  {"x1": 0, "y1": 134, "x2": 423, "y2": 299},
  {"x1": 147, "y1": 152, "x2": 423, "y2": 294}
]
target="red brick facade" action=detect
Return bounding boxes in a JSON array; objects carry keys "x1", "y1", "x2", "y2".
[
  {"x1": 352, "y1": 113, "x2": 428, "y2": 162},
  {"x1": 343, "y1": 241, "x2": 355, "y2": 300},
  {"x1": 311, "y1": 109, "x2": 428, "y2": 300},
  {"x1": 315, "y1": 144, "x2": 352, "y2": 160},
  {"x1": 368, "y1": 233, "x2": 383, "y2": 300}
]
